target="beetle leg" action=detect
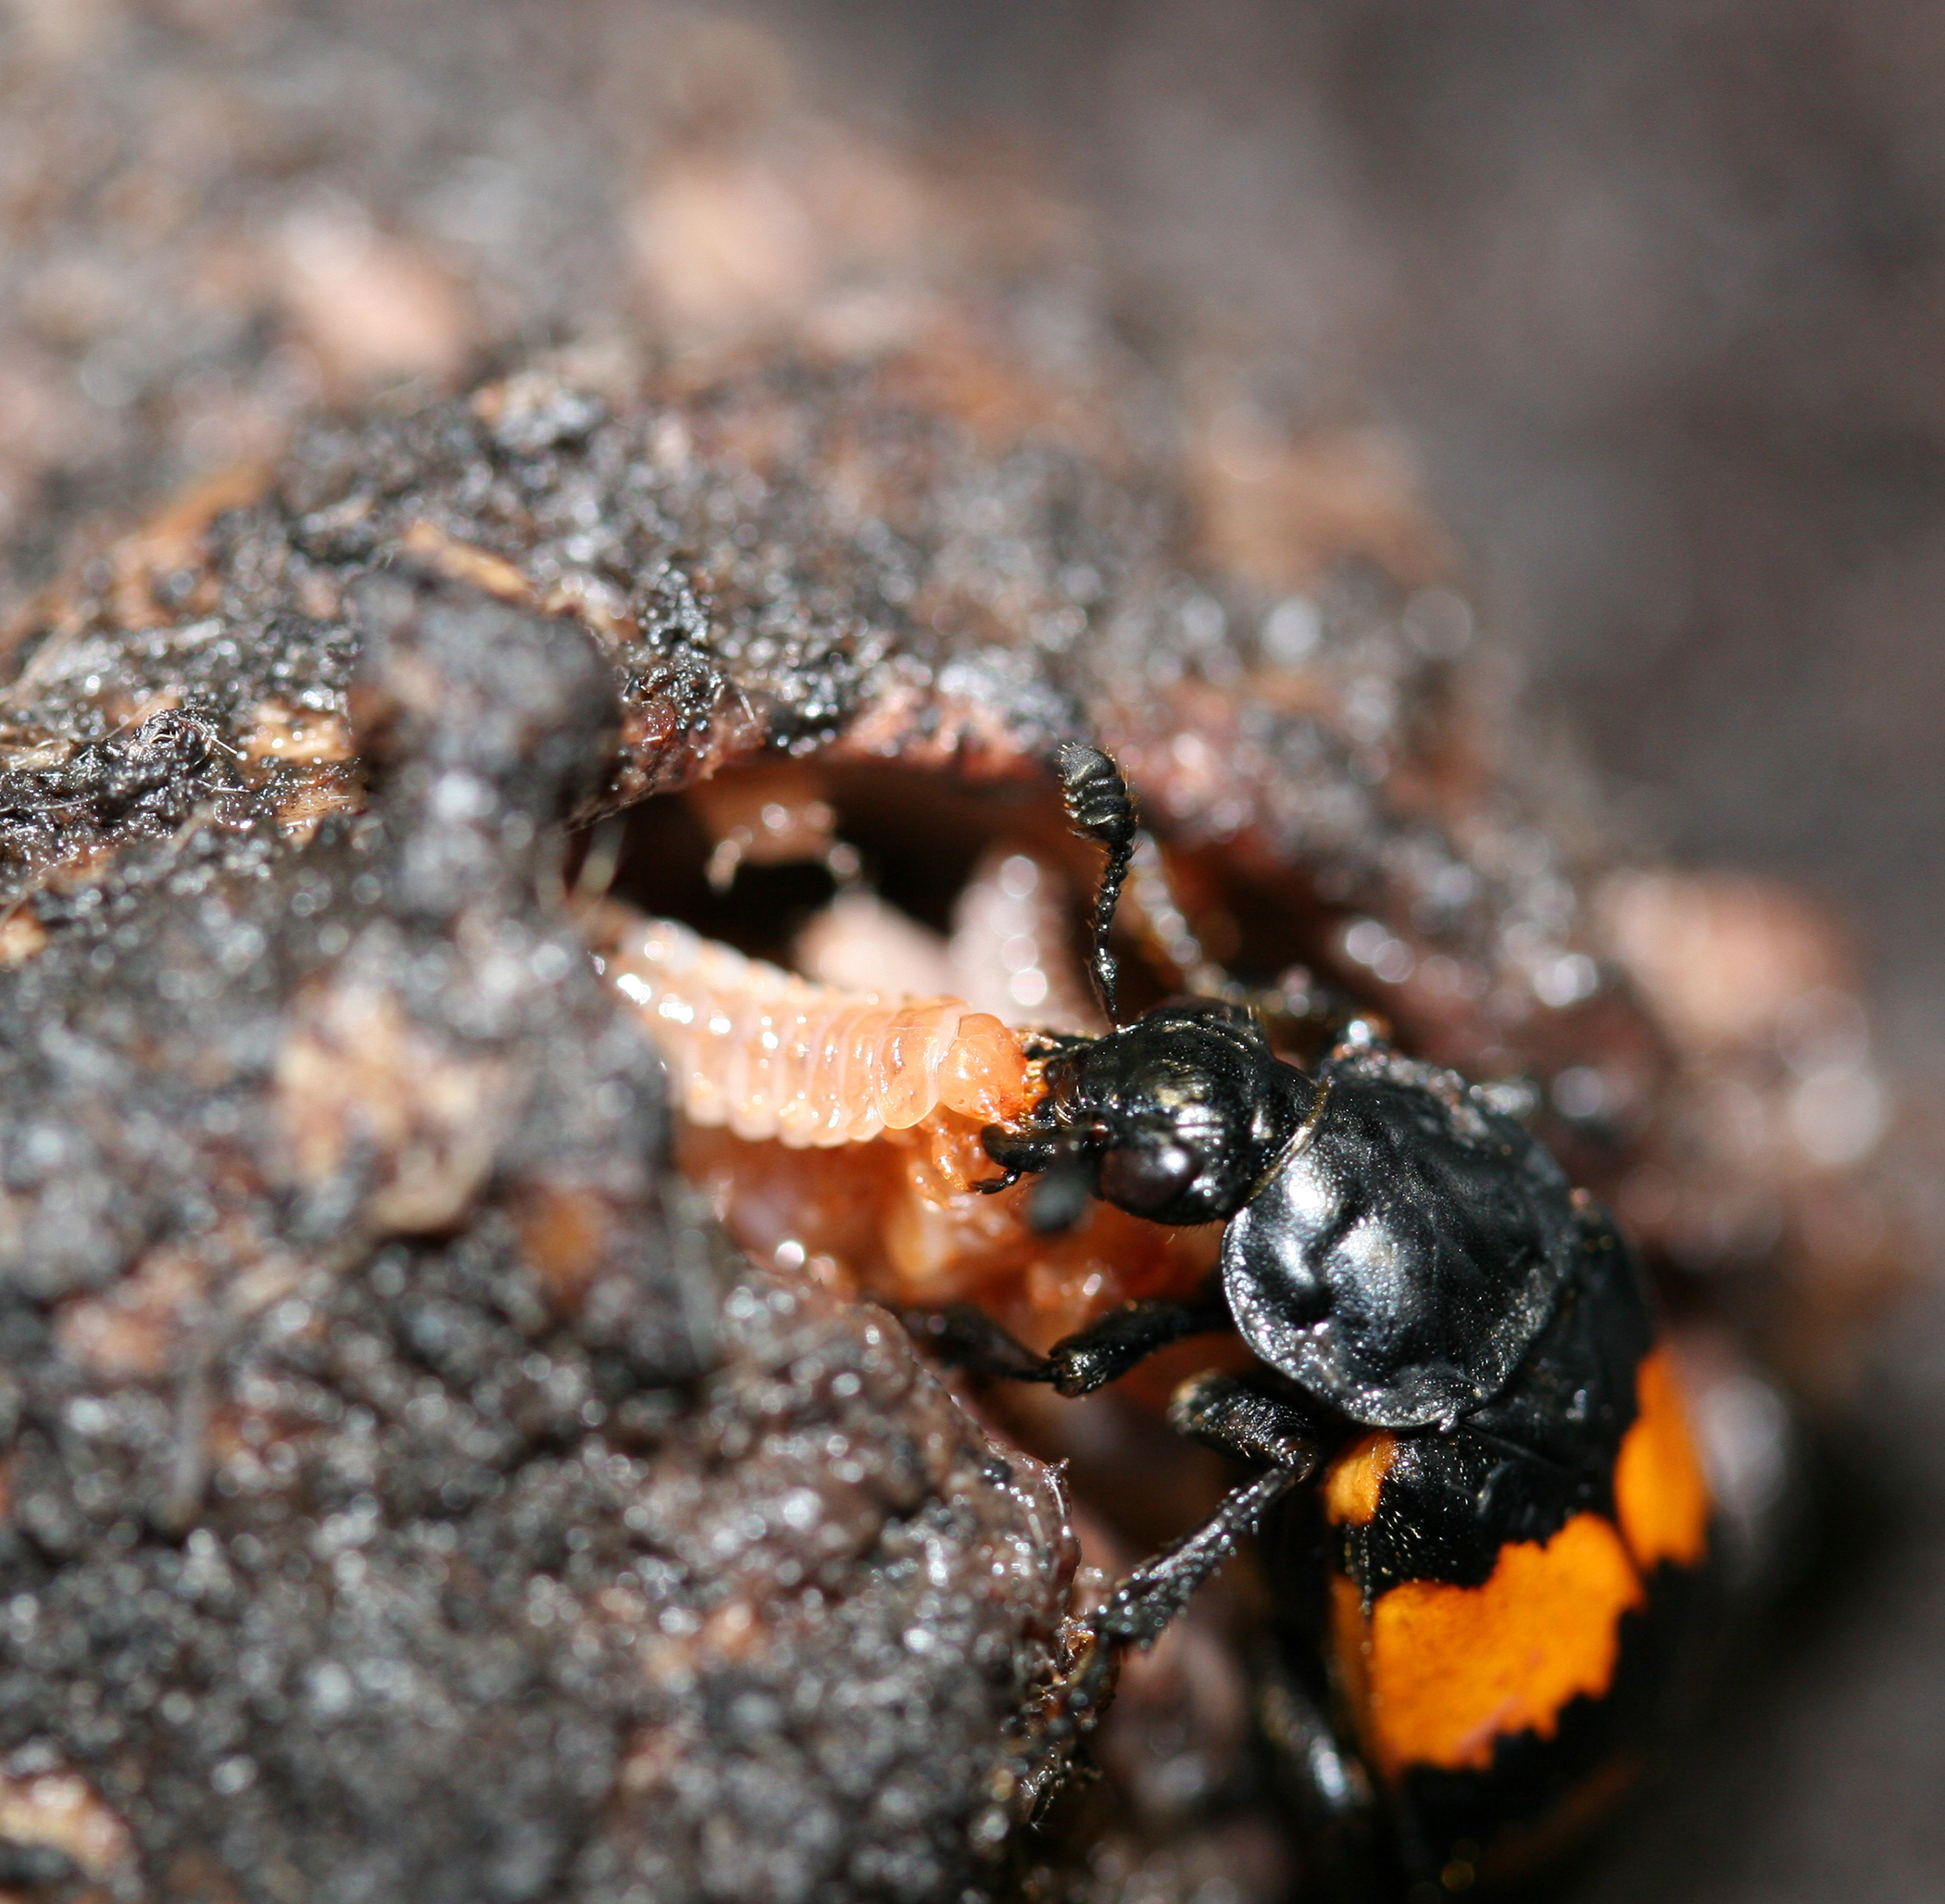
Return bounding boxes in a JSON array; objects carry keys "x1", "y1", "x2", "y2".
[
  {"x1": 1166, "y1": 1379, "x2": 1382, "y2": 1894},
  {"x1": 1091, "y1": 1462, "x2": 1306, "y2": 1651},
  {"x1": 1255, "y1": 1665, "x2": 1380, "y2": 1900},
  {"x1": 898, "y1": 1303, "x2": 1059, "y2": 1383},
  {"x1": 1166, "y1": 1370, "x2": 1324, "y2": 1473},
  {"x1": 1039, "y1": 1292, "x2": 1234, "y2": 1396},
  {"x1": 910, "y1": 1292, "x2": 1236, "y2": 1394},
  {"x1": 1258, "y1": 1668, "x2": 1374, "y2": 1823},
  {"x1": 1002, "y1": 1459, "x2": 1309, "y2": 1823}
]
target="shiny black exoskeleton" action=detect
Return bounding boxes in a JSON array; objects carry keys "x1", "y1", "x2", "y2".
[
  {"x1": 982, "y1": 992, "x2": 1574, "y2": 1434},
  {"x1": 928, "y1": 743, "x2": 1714, "y2": 1898},
  {"x1": 985, "y1": 999, "x2": 1308, "y2": 1230},
  {"x1": 975, "y1": 743, "x2": 1575, "y2": 1434}
]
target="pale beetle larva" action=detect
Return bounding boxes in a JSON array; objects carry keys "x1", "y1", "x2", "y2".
[
  {"x1": 583, "y1": 751, "x2": 1225, "y2": 1331},
  {"x1": 595, "y1": 910, "x2": 1034, "y2": 1146}
]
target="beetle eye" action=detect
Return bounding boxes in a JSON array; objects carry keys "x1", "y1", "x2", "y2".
[{"x1": 1099, "y1": 1141, "x2": 1198, "y2": 1216}]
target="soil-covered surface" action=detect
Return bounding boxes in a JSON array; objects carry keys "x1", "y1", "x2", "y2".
[
  {"x1": 0, "y1": 6, "x2": 1934, "y2": 1902},
  {"x1": 0, "y1": 558, "x2": 1079, "y2": 1904}
]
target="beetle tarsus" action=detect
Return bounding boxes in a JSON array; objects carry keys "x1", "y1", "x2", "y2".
[
  {"x1": 900, "y1": 1304, "x2": 1059, "y2": 1384},
  {"x1": 1041, "y1": 1292, "x2": 1234, "y2": 1397}
]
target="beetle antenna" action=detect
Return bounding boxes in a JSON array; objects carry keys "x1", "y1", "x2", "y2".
[{"x1": 1057, "y1": 741, "x2": 1137, "y2": 1023}]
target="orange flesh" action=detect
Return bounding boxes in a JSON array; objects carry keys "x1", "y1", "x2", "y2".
[{"x1": 677, "y1": 1106, "x2": 1222, "y2": 1347}]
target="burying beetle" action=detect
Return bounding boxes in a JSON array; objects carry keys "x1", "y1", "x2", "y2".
[{"x1": 922, "y1": 743, "x2": 1715, "y2": 1898}]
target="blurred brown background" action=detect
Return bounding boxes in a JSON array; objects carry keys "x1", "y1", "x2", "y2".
[{"x1": 5, "y1": 1, "x2": 1944, "y2": 1895}]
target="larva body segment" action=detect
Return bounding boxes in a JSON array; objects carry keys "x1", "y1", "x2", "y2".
[{"x1": 597, "y1": 911, "x2": 1033, "y2": 1146}]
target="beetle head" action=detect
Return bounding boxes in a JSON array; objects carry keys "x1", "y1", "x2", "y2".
[{"x1": 984, "y1": 999, "x2": 1313, "y2": 1233}]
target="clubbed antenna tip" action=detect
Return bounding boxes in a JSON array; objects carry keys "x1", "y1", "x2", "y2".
[{"x1": 1057, "y1": 740, "x2": 1137, "y2": 1022}]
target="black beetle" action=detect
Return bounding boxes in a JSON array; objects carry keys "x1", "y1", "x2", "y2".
[{"x1": 927, "y1": 743, "x2": 1715, "y2": 1898}]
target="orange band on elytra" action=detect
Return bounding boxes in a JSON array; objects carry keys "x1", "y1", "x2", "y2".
[
  {"x1": 1613, "y1": 1347, "x2": 1713, "y2": 1572},
  {"x1": 1324, "y1": 1430, "x2": 1399, "y2": 1527},
  {"x1": 1335, "y1": 1511, "x2": 1645, "y2": 1781}
]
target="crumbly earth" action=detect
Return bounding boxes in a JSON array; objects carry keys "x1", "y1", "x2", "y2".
[
  {"x1": 0, "y1": 572, "x2": 1074, "y2": 1903},
  {"x1": 0, "y1": 334, "x2": 1910, "y2": 1904},
  {"x1": 3, "y1": 343, "x2": 1905, "y2": 1366},
  {"x1": 0, "y1": 7, "x2": 1923, "y2": 1902}
]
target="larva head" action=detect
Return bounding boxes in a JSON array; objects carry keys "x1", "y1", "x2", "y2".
[{"x1": 984, "y1": 999, "x2": 1313, "y2": 1232}]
